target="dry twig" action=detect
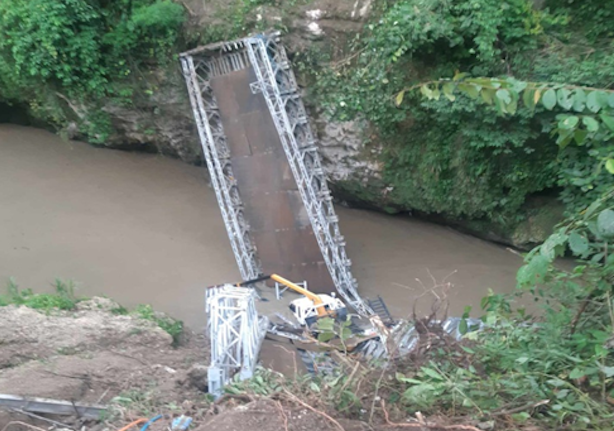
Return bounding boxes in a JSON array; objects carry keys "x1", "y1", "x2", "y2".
[
  {"x1": 283, "y1": 389, "x2": 345, "y2": 431},
  {"x1": 274, "y1": 400, "x2": 289, "y2": 431},
  {"x1": 380, "y1": 400, "x2": 482, "y2": 431},
  {"x1": 1, "y1": 421, "x2": 47, "y2": 431}
]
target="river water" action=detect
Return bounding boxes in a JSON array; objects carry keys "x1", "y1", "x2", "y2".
[{"x1": 0, "y1": 125, "x2": 523, "y2": 329}]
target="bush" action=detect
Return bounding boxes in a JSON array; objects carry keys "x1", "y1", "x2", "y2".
[
  {"x1": 134, "y1": 303, "x2": 184, "y2": 345},
  {"x1": 305, "y1": 0, "x2": 614, "y2": 223},
  {"x1": 0, "y1": 278, "x2": 79, "y2": 311},
  {"x1": 0, "y1": 0, "x2": 186, "y2": 104}
]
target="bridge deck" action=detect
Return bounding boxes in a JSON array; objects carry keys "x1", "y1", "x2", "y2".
[{"x1": 210, "y1": 67, "x2": 334, "y2": 292}]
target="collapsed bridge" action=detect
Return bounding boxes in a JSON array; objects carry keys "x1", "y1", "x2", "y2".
[
  {"x1": 180, "y1": 32, "x2": 370, "y2": 315},
  {"x1": 180, "y1": 32, "x2": 384, "y2": 396},
  {"x1": 180, "y1": 33, "x2": 482, "y2": 397}
]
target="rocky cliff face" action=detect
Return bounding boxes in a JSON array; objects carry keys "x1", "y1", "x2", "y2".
[
  {"x1": 53, "y1": 0, "x2": 558, "y2": 249},
  {"x1": 86, "y1": 0, "x2": 379, "y2": 173}
]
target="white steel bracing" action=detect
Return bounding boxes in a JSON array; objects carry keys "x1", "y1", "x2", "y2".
[
  {"x1": 244, "y1": 34, "x2": 372, "y2": 316},
  {"x1": 180, "y1": 54, "x2": 261, "y2": 281},
  {"x1": 206, "y1": 285, "x2": 268, "y2": 398}
]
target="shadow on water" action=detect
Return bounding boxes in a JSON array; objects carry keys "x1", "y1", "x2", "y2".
[{"x1": 0, "y1": 101, "x2": 32, "y2": 126}]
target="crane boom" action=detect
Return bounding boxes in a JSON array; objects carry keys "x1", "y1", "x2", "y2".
[{"x1": 269, "y1": 274, "x2": 330, "y2": 317}]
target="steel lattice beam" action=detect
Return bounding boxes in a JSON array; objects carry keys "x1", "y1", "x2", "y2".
[{"x1": 206, "y1": 285, "x2": 267, "y2": 398}]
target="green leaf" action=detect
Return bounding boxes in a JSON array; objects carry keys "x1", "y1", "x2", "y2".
[
  {"x1": 453, "y1": 72, "x2": 468, "y2": 81},
  {"x1": 569, "y1": 368, "x2": 586, "y2": 379},
  {"x1": 510, "y1": 413, "x2": 530, "y2": 423},
  {"x1": 494, "y1": 95, "x2": 507, "y2": 115},
  {"x1": 458, "y1": 83, "x2": 480, "y2": 99},
  {"x1": 396, "y1": 373, "x2": 423, "y2": 385},
  {"x1": 606, "y1": 159, "x2": 614, "y2": 174},
  {"x1": 547, "y1": 378, "x2": 566, "y2": 387},
  {"x1": 340, "y1": 327, "x2": 353, "y2": 340},
  {"x1": 587, "y1": 91, "x2": 602, "y2": 113},
  {"x1": 591, "y1": 251, "x2": 605, "y2": 264},
  {"x1": 442, "y1": 83, "x2": 456, "y2": 101},
  {"x1": 510, "y1": 79, "x2": 528, "y2": 93},
  {"x1": 420, "y1": 85, "x2": 434, "y2": 99},
  {"x1": 599, "y1": 114, "x2": 614, "y2": 132},
  {"x1": 458, "y1": 318, "x2": 468, "y2": 335},
  {"x1": 608, "y1": 93, "x2": 614, "y2": 109},
  {"x1": 316, "y1": 317, "x2": 334, "y2": 332},
  {"x1": 522, "y1": 89, "x2": 536, "y2": 110},
  {"x1": 395, "y1": 91, "x2": 405, "y2": 106},
  {"x1": 557, "y1": 132, "x2": 573, "y2": 149},
  {"x1": 597, "y1": 91, "x2": 610, "y2": 109},
  {"x1": 558, "y1": 115, "x2": 579, "y2": 130},
  {"x1": 582, "y1": 116, "x2": 599, "y2": 132},
  {"x1": 541, "y1": 232, "x2": 568, "y2": 259},
  {"x1": 480, "y1": 88, "x2": 494, "y2": 105},
  {"x1": 601, "y1": 366, "x2": 614, "y2": 377},
  {"x1": 421, "y1": 367, "x2": 443, "y2": 381},
  {"x1": 317, "y1": 332, "x2": 335, "y2": 343},
  {"x1": 432, "y1": 86, "x2": 441, "y2": 101},
  {"x1": 517, "y1": 254, "x2": 550, "y2": 287},
  {"x1": 597, "y1": 209, "x2": 614, "y2": 237},
  {"x1": 496, "y1": 89, "x2": 511, "y2": 105},
  {"x1": 506, "y1": 98, "x2": 518, "y2": 115},
  {"x1": 573, "y1": 89, "x2": 586, "y2": 112},
  {"x1": 568, "y1": 232, "x2": 589, "y2": 255},
  {"x1": 585, "y1": 200, "x2": 603, "y2": 219},
  {"x1": 557, "y1": 88, "x2": 573, "y2": 110},
  {"x1": 542, "y1": 89, "x2": 556, "y2": 110},
  {"x1": 574, "y1": 129, "x2": 588, "y2": 145}
]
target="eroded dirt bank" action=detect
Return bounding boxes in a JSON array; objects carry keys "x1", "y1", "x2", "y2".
[{"x1": 0, "y1": 125, "x2": 523, "y2": 328}]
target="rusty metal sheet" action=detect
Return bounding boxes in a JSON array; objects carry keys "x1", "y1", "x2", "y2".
[
  {"x1": 210, "y1": 75, "x2": 251, "y2": 157},
  {"x1": 230, "y1": 152, "x2": 296, "y2": 193},
  {"x1": 243, "y1": 108, "x2": 284, "y2": 156},
  {"x1": 210, "y1": 66, "x2": 335, "y2": 293},
  {"x1": 233, "y1": 68, "x2": 266, "y2": 114}
]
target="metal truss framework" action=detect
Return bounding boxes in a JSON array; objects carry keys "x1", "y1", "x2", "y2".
[
  {"x1": 206, "y1": 285, "x2": 267, "y2": 398},
  {"x1": 180, "y1": 49, "x2": 260, "y2": 281},
  {"x1": 180, "y1": 33, "x2": 372, "y2": 316}
]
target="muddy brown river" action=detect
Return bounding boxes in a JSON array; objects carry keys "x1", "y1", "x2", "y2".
[{"x1": 0, "y1": 125, "x2": 523, "y2": 329}]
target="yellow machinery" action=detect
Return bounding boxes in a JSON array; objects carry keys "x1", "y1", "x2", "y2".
[{"x1": 239, "y1": 273, "x2": 347, "y2": 326}]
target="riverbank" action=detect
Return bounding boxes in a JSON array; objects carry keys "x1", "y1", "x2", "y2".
[{"x1": 0, "y1": 294, "x2": 470, "y2": 431}]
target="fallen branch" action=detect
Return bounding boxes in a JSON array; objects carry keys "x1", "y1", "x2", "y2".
[
  {"x1": 1, "y1": 421, "x2": 47, "y2": 431},
  {"x1": 283, "y1": 389, "x2": 345, "y2": 431},
  {"x1": 490, "y1": 399, "x2": 549, "y2": 417},
  {"x1": 380, "y1": 400, "x2": 482, "y2": 431},
  {"x1": 274, "y1": 400, "x2": 289, "y2": 431}
]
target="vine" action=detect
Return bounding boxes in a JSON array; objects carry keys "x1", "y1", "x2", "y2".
[
  {"x1": 0, "y1": 0, "x2": 186, "y2": 139},
  {"x1": 399, "y1": 76, "x2": 614, "y2": 212}
]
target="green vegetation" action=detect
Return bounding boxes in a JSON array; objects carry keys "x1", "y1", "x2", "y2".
[
  {"x1": 0, "y1": 0, "x2": 186, "y2": 139},
  {"x1": 304, "y1": 0, "x2": 614, "y2": 230},
  {"x1": 226, "y1": 198, "x2": 614, "y2": 429},
  {"x1": 0, "y1": 278, "x2": 183, "y2": 343},
  {"x1": 0, "y1": 278, "x2": 79, "y2": 310},
  {"x1": 133, "y1": 303, "x2": 184, "y2": 345}
]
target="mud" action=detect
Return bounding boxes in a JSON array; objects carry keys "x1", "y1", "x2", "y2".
[
  {"x1": 0, "y1": 298, "x2": 208, "y2": 414},
  {"x1": 0, "y1": 125, "x2": 524, "y2": 329}
]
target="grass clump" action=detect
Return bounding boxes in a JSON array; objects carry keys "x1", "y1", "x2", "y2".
[
  {"x1": 133, "y1": 304, "x2": 184, "y2": 345},
  {"x1": 0, "y1": 278, "x2": 79, "y2": 311}
]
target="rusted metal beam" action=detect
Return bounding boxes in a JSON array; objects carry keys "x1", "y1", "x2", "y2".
[{"x1": 0, "y1": 394, "x2": 106, "y2": 419}]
